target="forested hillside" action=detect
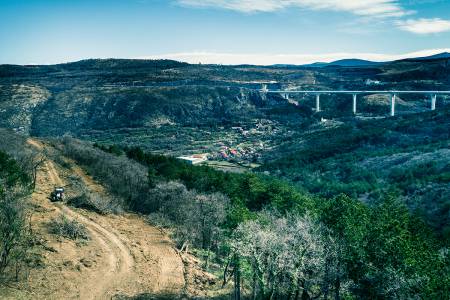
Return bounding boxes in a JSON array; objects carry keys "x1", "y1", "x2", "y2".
[
  {"x1": 260, "y1": 107, "x2": 450, "y2": 239},
  {"x1": 1, "y1": 58, "x2": 449, "y2": 299},
  {"x1": 0, "y1": 58, "x2": 449, "y2": 145},
  {"x1": 56, "y1": 137, "x2": 449, "y2": 299}
]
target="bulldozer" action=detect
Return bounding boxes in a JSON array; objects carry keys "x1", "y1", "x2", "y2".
[{"x1": 50, "y1": 187, "x2": 65, "y2": 202}]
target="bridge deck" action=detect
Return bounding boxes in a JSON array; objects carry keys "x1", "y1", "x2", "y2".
[
  {"x1": 265, "y1": 90, "x2": 450, "y2": 94},
  {"x1": 263, "y1": 89, "x2": 450, "y2": 116}
]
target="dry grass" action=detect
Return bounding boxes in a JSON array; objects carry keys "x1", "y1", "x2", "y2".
[{"x1": 48, "y1": 215, "x2": 89, "y2": 241}]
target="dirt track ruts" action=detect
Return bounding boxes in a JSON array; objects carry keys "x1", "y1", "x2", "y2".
[{"x1": 29, "y1": 139, "x2": 135, "y2": 300}]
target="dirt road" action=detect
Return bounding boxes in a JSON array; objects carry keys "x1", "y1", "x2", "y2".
[{"x1": 24, "y1": 139, "x2": 185, "y2": 299}]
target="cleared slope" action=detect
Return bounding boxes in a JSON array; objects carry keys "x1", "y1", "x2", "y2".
[{"x1": 2, "y1": 139, "x2": 185, "y2": 299}]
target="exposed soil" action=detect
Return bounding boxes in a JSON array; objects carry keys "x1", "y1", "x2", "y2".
[{"x1": 1, "y1": 139, "x2": 187, "y2": 299}]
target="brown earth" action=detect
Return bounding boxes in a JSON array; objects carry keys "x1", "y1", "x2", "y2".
[{"x1": 1, "y1": 139, "x2": 188, "y2": 299}]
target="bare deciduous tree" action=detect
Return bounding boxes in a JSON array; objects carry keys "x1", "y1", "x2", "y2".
[
  {"x1": 0, "y1": 189, "x2": 28, "y2": 277},
  {"x1": 231, "y1": 211, "x2": 338, "y2": 300},
  {"x1": 148, "y1": 181, "x2": 229, "y2": 254}
]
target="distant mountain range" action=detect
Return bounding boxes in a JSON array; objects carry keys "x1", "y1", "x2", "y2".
[
  {"x1": 298, "y1": 52, "x2": 450, "y2": 68},
  {"x1": 302, "y1": 59, "x2": 383, "y2": 68},
  {"x1": 405, "y1": 52, "x2": 450, "y2": 61}
]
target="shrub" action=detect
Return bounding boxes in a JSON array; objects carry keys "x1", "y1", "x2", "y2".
[
  {"x1": 48, "y1": 215, "x2": 89, "y2": 241},
  {"x1": 147, "y1": 212, "x2": 174, "y2": 229},
  {"x1": 61, "y1": 137, "x2": 149, "y2": 213},
  {"x1": 67, "y1": 191, "x2": 122, "y2": 215},
  {"x1": 146, "y1": 181, "x2": 229, "y2": 252},
  {"x1": 0, "y1": 148, "x2": 33, "y2": 279},
  {"x1": 0, "y1": 190, "x2": 28, "y2": 276}
]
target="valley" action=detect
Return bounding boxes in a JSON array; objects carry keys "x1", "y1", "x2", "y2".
[
  {"x1": 0, "y1": 56, "x2": 449, "y2": 299},
  {"x1": 2, "y1": 57, "x2": 449, "y2": 170}
]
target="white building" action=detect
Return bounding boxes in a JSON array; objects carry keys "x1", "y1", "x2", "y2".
[
  {"x1": 365, "y1": 79, "x2": 382, "y2": 85},
  {"x1": 177, "y1": 154, "x2": 208, "y2": 165}
]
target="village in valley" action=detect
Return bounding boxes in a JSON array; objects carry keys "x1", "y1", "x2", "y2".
[{"x1": 176, "y1": 119, "x2": 284, "y2": 171}]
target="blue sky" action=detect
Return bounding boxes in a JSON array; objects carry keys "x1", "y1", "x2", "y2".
[{"x1": 1, "y1": 0, "x2": 449, "y2": 65}]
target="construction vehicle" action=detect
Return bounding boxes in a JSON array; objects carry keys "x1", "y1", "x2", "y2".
[{"x1": 50, "y1": 187, "x2": 65, "y2": 202}]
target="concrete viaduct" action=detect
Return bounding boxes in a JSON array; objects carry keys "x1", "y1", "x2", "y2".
[
  {"x1": 261, "y1": 85, "x2": 450, "y2": 116},
  {"x1": 98, "y1": 83, "x2": 449, "y2": 117}
]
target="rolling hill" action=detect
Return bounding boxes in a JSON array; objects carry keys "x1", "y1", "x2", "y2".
[
  {"x1": 1, "y1": 57, "x2": 448, "y2": 233},
  {"x1": 1, "y1": 56, "x2": 449, "y2": 299},
  {"x1": 302, "y1": 58, "x2": 383, "y2": 67}
]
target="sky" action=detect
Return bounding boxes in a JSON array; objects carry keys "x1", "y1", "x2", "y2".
[{"x1": 1, "y1": 0, "x2": 450, "y2": 65}]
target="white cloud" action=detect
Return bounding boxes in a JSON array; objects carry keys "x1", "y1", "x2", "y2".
[
  {"x1": 139, "y1": 49, "x2": 450, "y2": 65},
  {"x1": 397, "y1": 18, "x2": 450, "y2": 34},
  {"x1": 177, "y1": 0, "x2": 409, "y2": 17}
]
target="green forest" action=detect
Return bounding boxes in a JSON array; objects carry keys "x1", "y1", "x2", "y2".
[
  {"x1": 2, "y1": 56, "x2": 448, "y2": 298},
  {"x1": 57, "y1": 139, "x2": 449, "y2": 299},
  {"x1": 261, "y1": 108, "x2": 450, "y2": 241}
]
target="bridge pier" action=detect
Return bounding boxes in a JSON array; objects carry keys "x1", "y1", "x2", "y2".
[
  {"x1": 315, "y1": 94, "x2": 320, "y2": 112},
  {"x1": 390, "y1": 94, "x2": 396, "y2": 116},
  {"x1": 263, "y1": 90, "x2": 450, "y2": 117},
  {"x1": 431, "y1": 94, "x2": 436, "y2": 110},
  {"x1": 279, "y1": 93, "x2": 288, "y2": 100}
]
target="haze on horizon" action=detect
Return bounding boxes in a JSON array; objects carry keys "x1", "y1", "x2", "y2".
[{"x1": 1, "y1": 0, "x2": 450, "y2": 65}]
